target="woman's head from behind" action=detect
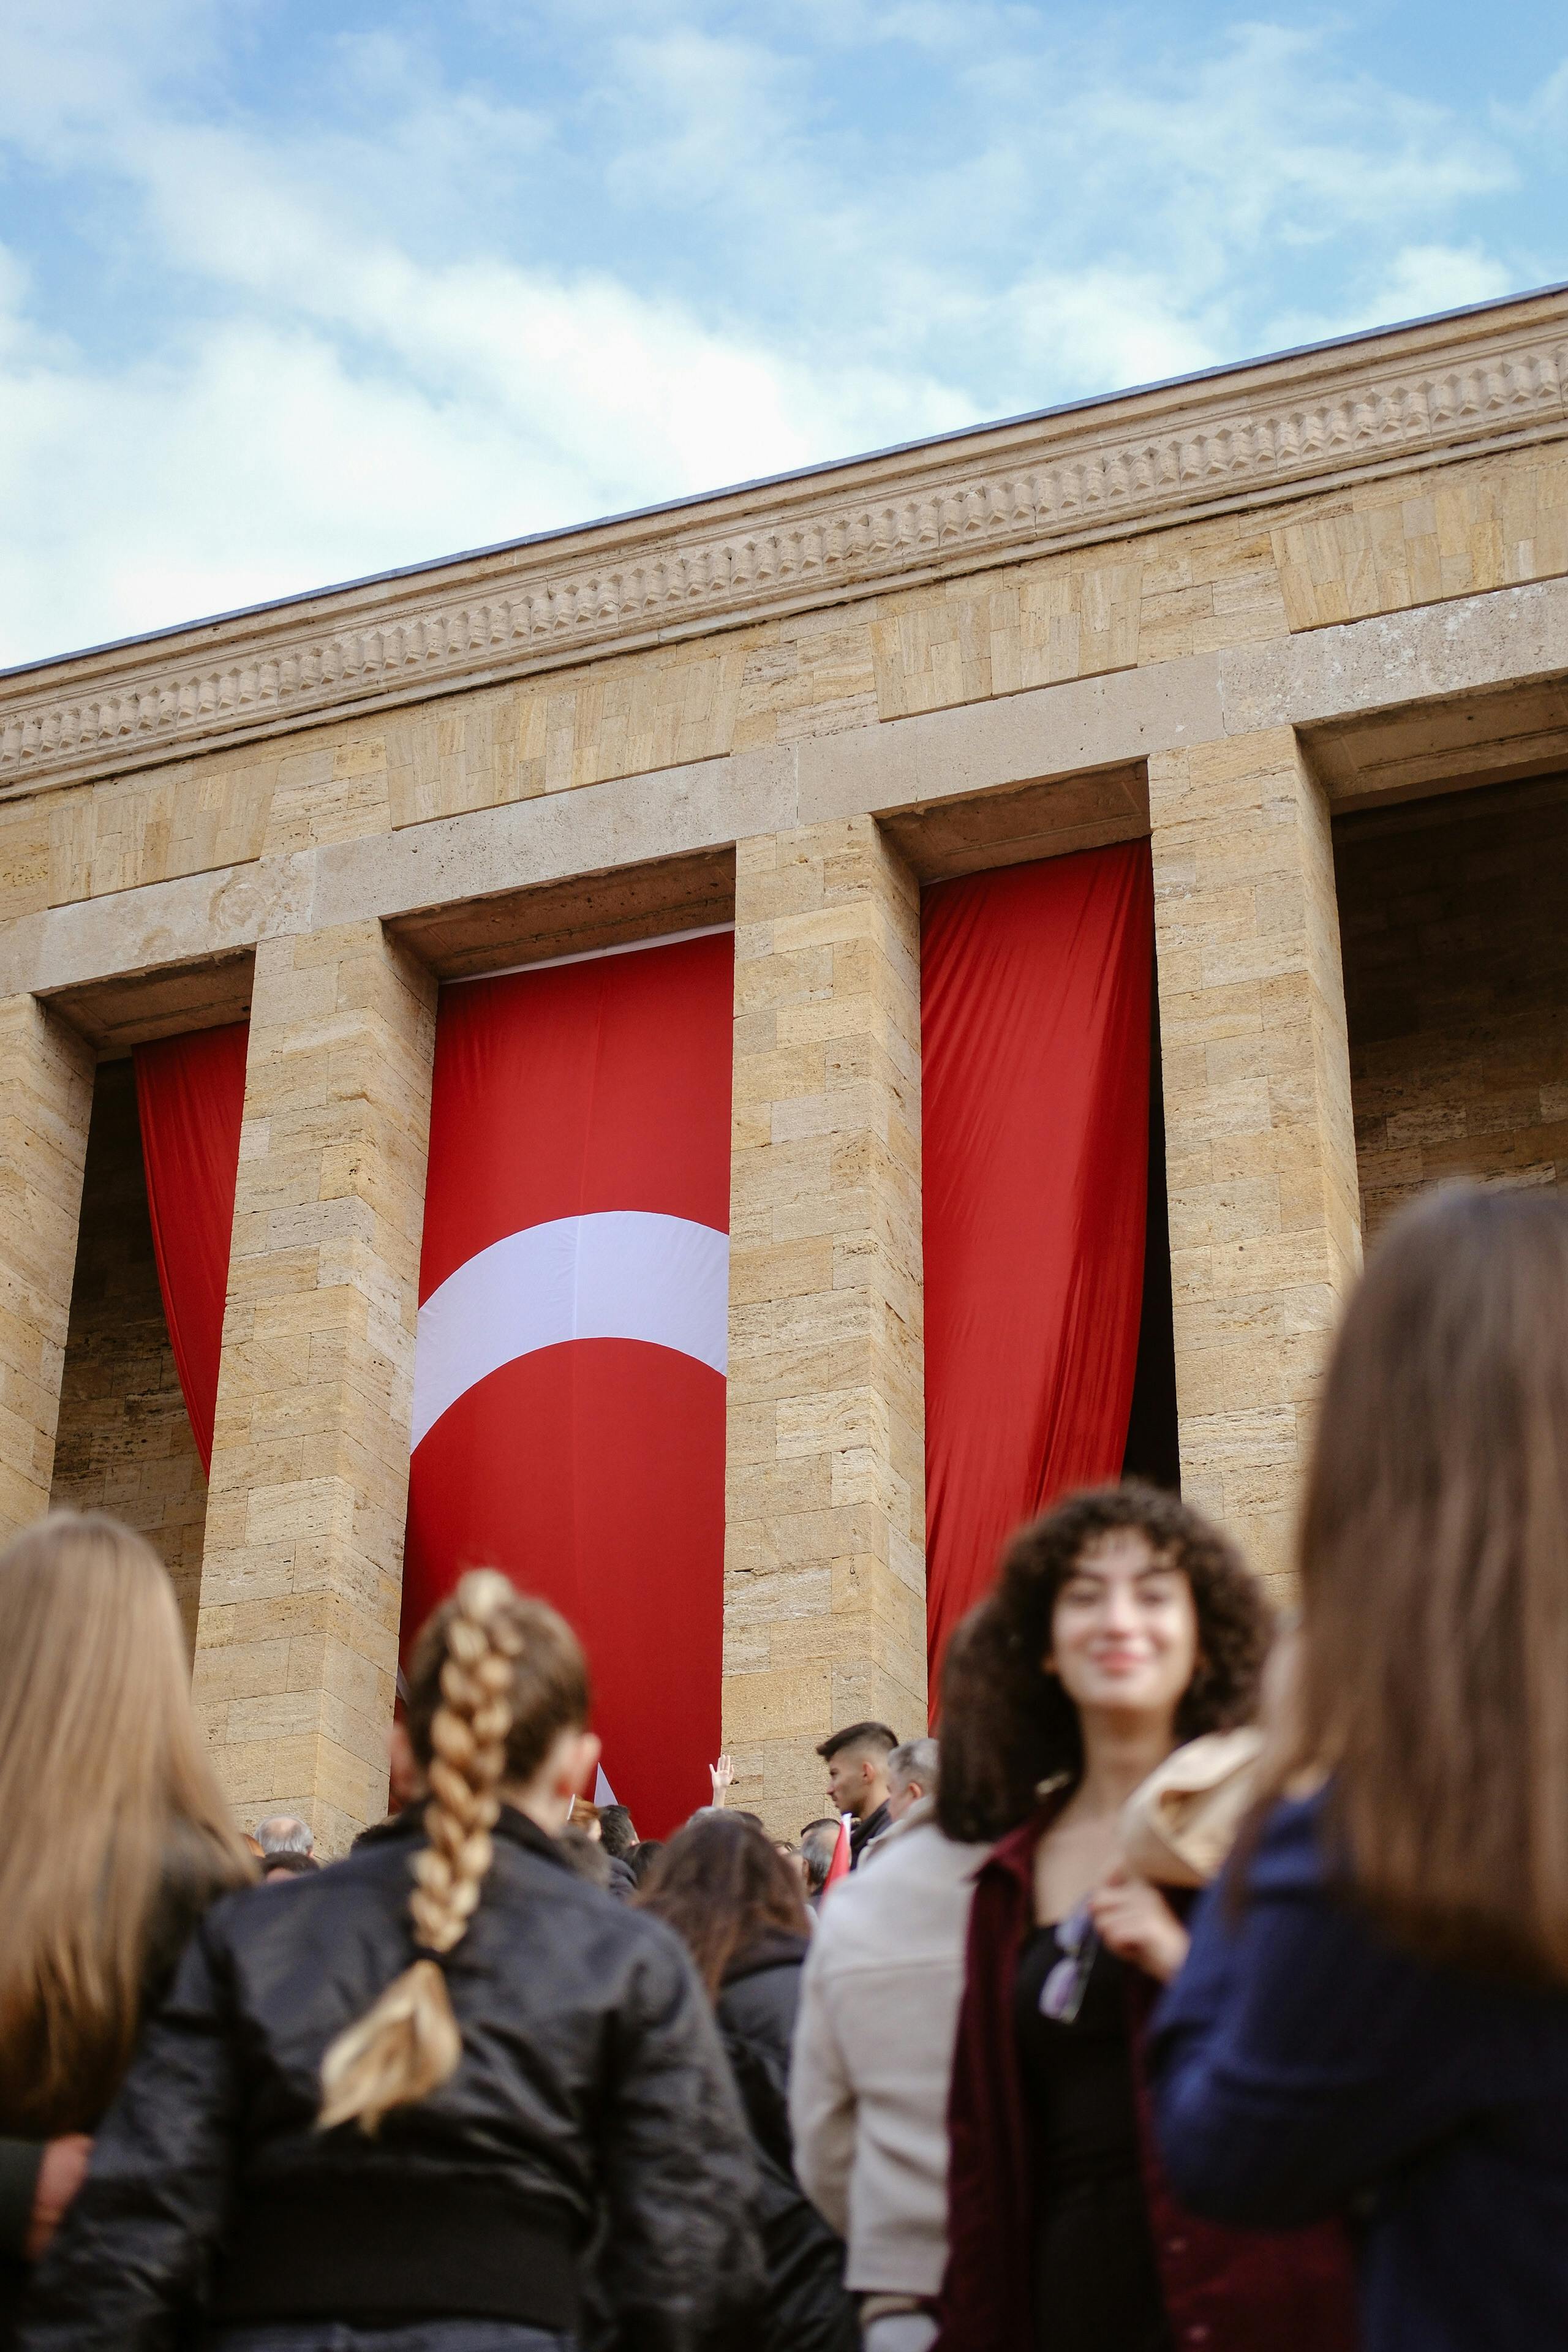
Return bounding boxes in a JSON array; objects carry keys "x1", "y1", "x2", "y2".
[
  {"x1": 1286, "y1": 1183, "x2": 1568, "y2": 1983},
  {"x1": 938, "y1": 1482, "x2": 1270, "y2": 1844},
  {"x1": 0, "y1": 1511, "x2": 249, "y2": 2132},
  {"x1": 635, "y1": 1811, "x2": 809, "y2": 1996},
  {"x1": 401, "y1": 1574, "x2": 595, "y2": 1829},
  {"x1": 322, "y1": 1572, "x2": 593, "y2": 2135}
]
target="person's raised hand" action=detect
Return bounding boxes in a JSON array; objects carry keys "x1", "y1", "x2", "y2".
[
  {"x1": 709, "y1": 1753, "x2": 736, "y2": 1806},
  {"x1": 25, "y1": 2133, "x2": 92, "y2": 2261},
  {"x1": 1088, "y1": 1866, "x2": 1190, "y2": 1984}
]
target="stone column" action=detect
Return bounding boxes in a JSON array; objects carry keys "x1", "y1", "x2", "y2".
[
  {"x1": 0, "y1": 996, "x2": 94, "y2": 1538},
  {"x1": 1149, "y1": 729, "x2": 1360, "y2": 1595},
  {"x1": 192, "y1": 924, "x2": 436, "y2": 1853},
  {"x1": 725, "y1": 816, "x2": 926, "y2": 1835}
]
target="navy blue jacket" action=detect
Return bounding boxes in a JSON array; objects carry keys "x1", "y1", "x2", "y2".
[{"x1": 1149, "y1": 1792, "x2": 1568, "y2": 2351}]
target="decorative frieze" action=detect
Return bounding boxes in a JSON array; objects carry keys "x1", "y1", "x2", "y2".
[{"x1": 2, "y1": 297, "x2": 1565, "y2": 796}]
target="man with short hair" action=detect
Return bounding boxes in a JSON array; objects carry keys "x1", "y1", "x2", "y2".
[
  {"x1": 815, "y1": 1721, "x2": 898, "y2": 1867},
  {"x1": 252, "y1": 1815, "x2": 318, "y2": 1881},
  {"x1": 882, "y1": 1738, "x2": 940, "y2": 1827}
]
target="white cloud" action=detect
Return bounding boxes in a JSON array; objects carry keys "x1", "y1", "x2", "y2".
[
  {"x1": 1360, "y1": 243, "x2": 1521, "y2": 325},
  {"x1": 987, "y1": 269, "x2": 1221, "y2": 404},
  {"x1": 1493, "y1": 56, "x2": 1568, "y2": 149},
  {"x1": 0, "y1": 10, "x2": 971, "y2": 662},
  {"x1": 0, "y1": 184, "x2": 968, "y2": 663}
]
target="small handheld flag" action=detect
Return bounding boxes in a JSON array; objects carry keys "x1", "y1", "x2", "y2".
[{"x1": 822, "y1": 1812, "x2": 853, "y2": 1893}]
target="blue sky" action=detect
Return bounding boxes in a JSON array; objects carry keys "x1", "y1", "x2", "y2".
[{"x1": 1, "y1": 1, "x2": 1565, "y2": 667}]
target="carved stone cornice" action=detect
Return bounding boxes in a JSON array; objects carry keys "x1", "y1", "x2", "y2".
[{"x1": 4, "y1": 289, "x2": 1566, "y2": 796}]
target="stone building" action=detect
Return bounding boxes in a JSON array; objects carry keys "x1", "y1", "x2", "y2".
[{"x1": 2, "y1": 285, "x2": 1566, "y2": 1844}]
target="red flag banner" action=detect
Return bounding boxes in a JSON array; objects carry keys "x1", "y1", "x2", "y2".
[
  {"x1": 134, "y1": 1022, "x2": 250, "y2": 1474},
  {"x1": 404, "y1": 931, "x2": 734, "y2": 1836},
  {"x1": 921, "y1": 846, "x2": 1155, "y2": 1700}
]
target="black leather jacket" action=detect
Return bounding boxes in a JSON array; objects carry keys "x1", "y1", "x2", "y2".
[
  {"x1": 20, "y1": 1806, "x2": 763, "y2": 2351},
  {"x1": 715, "y1": 1936, "x2": 858, "y2": 2352}
]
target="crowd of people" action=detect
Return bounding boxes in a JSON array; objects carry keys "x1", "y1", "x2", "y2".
[{"x1": 1, "y1": 1180, "x2": 1567, "y2": 2350}]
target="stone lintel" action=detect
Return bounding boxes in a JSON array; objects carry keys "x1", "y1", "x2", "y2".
[{"x1": 5, "y1": 572, "x2": 1567, "y2": 1018}]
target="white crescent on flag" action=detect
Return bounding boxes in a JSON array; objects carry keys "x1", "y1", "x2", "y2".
[{"x1": 410, "y1": 1208, "x2": 731, "y2": 1452}]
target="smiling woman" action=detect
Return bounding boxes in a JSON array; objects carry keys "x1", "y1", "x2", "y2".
[
  {"x1": 936, "y1": 1486, "x2": 1268, "y2": 1847},
  {"x1": 931, "y1": 1483, "x2": 1355, "y2": 2352}
]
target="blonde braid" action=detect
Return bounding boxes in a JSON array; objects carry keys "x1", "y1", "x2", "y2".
[{"x1": 319, "y1": 1572, "x2": 522, "y2": 2134}]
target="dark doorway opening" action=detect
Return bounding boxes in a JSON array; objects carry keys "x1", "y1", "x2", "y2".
[
  {"x1": 1335, "y1": 772, "x2": 1568, "y2": 1241},
  {"x1": 1121, "y1": 982, "x2": 1180, "y2": 1491},
  {"x1": 50, "y1": 1058, "x2": 206, "y2": 1642}
]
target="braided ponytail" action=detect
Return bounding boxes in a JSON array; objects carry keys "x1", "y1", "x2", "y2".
[{"x1": 319, "y1": 1570, "x2": 587, "y2": 2134}]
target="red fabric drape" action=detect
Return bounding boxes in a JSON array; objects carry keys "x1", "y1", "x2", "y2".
[
  {"x1": 404, "y1": 933, "x2": 734, "y2": 1838},
  {"x1": 133, "y1": 1023, "x2": 250, "y2": 1474},
  {"x1": 921, "y1": 844, "x2": 1154, "y2": 1697}
]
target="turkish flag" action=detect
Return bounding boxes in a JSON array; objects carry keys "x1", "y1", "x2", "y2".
[
  {"x1": 922, "y1": 846, "x2": 1153, "y2": 1699},
  {"x1": 404, "y1": 930, "x2": 734, "y2": 1836}
]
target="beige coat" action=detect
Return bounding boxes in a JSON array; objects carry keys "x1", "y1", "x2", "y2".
[
  {"x1": 788, "y1": 1798, "x2": 990, "y2": 2297},
  {"x1": 1118, "y1": 1726, "x2": 1265, "y2": 1887}
]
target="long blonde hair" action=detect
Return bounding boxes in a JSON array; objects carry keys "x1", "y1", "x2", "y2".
[
  {"x1": 1259, "y1": 1185, "x2": 1568, "y2": 1983},
  {"x1": 0, "y1": 1512, "x2": 251, "y2": 2133},
  {"x1": 319, "y1": 1571, "x2": 589, "y2": 2133}
]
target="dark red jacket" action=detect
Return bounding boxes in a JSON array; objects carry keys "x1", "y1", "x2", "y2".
[{"x1": 934, "y1": 1806, "x2": 1358, "y2": 2352}]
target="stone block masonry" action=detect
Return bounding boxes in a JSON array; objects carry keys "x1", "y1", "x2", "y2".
[
  {"x1": 192, "y1": 923, "x2": 436, "y2": 1854},
  {"x1": 1150, "y1": 729, "x2": 1361, "y2": 1596},
  {"x1": 0, "y1": 993, "x2": 93, "y2": 1538},
  {"x1": 725, "y1": 816, "x2": 927, "y2": 1837}
]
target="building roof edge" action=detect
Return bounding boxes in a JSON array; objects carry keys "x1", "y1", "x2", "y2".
[{"x1": 7, "y1": 277, "x2": 1567, "y2": 686}]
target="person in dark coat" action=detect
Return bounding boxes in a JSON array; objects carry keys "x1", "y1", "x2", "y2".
[
  {"x1": 20, "y1": 1572, "x2": 763, "y2": 2352},
  {"x1": 627, "y1": 1838, "x2": 665, "y2": 1886},
  {"x1": 0, "y1": 1513, "x2": 252, "y2": 2346},
  {"x1": 932, "y1": 1482, "x2": 1357, "y2": 2352},
  {"x1": 1151, "y1": 1186, "x2": 1568, "y2": 2352},
  {"x1": 598, "y1": 1804, "x2": 641, "y2": 1899},
  {"x1": 639, "y1": 1812, "x2": 859, "y2": 2352}
]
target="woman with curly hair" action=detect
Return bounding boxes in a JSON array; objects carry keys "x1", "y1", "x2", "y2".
[{"x1": 933, "y1": 1482, "x2": 1355, "y2": 2352}]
